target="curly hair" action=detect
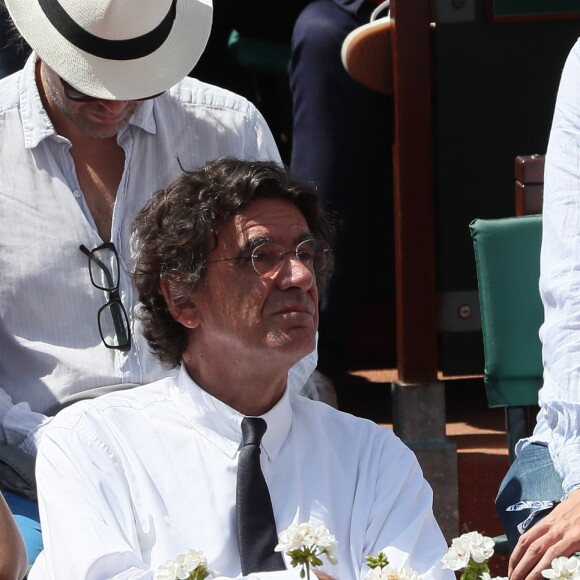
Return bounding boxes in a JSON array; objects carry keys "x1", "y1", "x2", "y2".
[{"x1": 132, "y1": 157, "x2": 334, "y2": 369}]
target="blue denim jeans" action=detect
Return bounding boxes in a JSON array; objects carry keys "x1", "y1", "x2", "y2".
[
  {"x1": 496, "y1": 442, "x2": 564, "y2": 552},
  {"x1": 3, "y1": 490, "x2": 42, "y2": 565}
]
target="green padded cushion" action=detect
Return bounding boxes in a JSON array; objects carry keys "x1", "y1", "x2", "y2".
[
  {"x1": 470, "y1": 216, "x2": 543, "y2": 408},
  {"x1": 492, "y1": 534, "x2": 510, "y2": 555},
  {"x1": 228, "y1": 30, "x2": 291, "y2": 74}
]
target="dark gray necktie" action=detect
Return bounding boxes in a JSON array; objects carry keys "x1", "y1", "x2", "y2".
[{"x1": 236, "y1": 417, "x2": 285, "y2": 575}]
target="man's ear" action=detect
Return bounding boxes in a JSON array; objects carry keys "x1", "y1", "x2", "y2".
[{"x1": 160, "y1": 279, "x2": 200, "y2": 329}]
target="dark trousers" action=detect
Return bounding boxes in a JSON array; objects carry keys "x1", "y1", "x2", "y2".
[{"x1": 289, "y1": 0, "x2": 395, "y2": 377}]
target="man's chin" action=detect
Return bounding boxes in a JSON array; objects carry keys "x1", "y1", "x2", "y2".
[
  {"x1": 268, "y1": 327, "x2": 316, "y2": 359},
  {"x1": 78, "y1": 121, "x2": 129, "y2": 139}
]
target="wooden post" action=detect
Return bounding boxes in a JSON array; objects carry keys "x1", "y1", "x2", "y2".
[
  {"x1": 391, "y1": 0, "x2": 438, "y2": 382},
  {"x1": 390, "y1": 1, "x2": 459, "y2": 539}
]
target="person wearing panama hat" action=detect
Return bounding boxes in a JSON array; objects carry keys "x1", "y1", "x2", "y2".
[
  {"x1": 4, "y1": 0, "x2": 213, "y2": 100},
  {"x1": 0, "y1": 0, "x2": 325, "y2": 569}
]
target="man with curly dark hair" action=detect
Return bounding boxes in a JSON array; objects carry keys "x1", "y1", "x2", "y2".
[
  {"x1": 29, "y1": 158, "x2": 451, "y2": 580},
  {"x1": 132, "y1": 157, "x2": 333, "y2": 371}
]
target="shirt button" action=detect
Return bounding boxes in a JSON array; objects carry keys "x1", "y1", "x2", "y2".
[{"x1": 72, "y1": 188, "x2": 82, "y2": 199}]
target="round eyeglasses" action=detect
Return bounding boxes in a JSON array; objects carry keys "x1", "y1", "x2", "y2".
[{"x1": 206, "y1": 238, "x2": 332, "y2": 277}]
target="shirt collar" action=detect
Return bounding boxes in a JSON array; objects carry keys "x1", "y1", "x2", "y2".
[
  {"x1": 128, "y1": 97, "x2": 158, "y2": 135},
  {"x1": 19, "y1": 52, "x2": 158, "y2": 149},
  {"x1": 174, "y1": 365, "x2": 293, "y2": 462},
  {"x1": 19, "y1": 53, "x2": 53, "y2": 149}
]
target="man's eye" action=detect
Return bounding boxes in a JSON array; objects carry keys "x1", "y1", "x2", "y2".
[
  {"x1": 296, "y1": 250, "x2": 314, "y2": 262},
  {"x1": 251, "y1": 250, "x2": 270, "y2": 263}
]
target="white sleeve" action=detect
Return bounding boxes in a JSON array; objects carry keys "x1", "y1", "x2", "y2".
[
  {"x1": 244, "y1": 102, "x2": 283, "y2": 163},
  {"x1": 0, "y1": 388, "x2": 49, "y2": 455},
  {"x1": 360, "y1": 434, "x2": 454, "y2": 580},
  {"x1": 538, "y1": 38, "x2": 580, "y2": 493},
  {"x1": 30, "y1": 423, "x2": 156, "y2": 580}
]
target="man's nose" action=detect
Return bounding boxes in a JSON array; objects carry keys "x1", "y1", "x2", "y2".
[
  {"x1": 98, "y1": 99, "x2": 131, "y2": 113},
  {"x1": 275, "y1": 254, "x2": 315, "y2": 290}
]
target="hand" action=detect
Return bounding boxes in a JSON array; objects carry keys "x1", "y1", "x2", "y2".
[
  {"x1": 314, "y1": 573, "x2": 335, "y2": 580},
  {"x1": 509, "y1": 488, "x2": 580, "y2": 580}
]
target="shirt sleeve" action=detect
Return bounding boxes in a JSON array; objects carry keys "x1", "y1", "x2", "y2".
[
  {"x1": 31, "y1": 420, "x2": 157, "y2": 580},
  {"x1": 0, "y1": 388, "x2": 49, "y2": 455},
  {"x1": 538, "y1": 38, "x2": 580, "y2": 493},
  {"x1": 243, "y1": 102, "x2": 283, "y2": 164},
  {"x1": 360, "y1": 433, "x2": 454, "y2": 580}
]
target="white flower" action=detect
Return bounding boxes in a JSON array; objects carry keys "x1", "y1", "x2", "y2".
[
  {"x1": 441, "y1": 544, "x2": 470, "y2": 571},
  {"x1": 176, "y1": 550, "x2": 210, "y2": 579},
  {"x1": 442, "y1": 532, "x2": 494, "y2": 570},
  {"x1": 481, "y1": 573, "x2": 509, "y2": 580},
  {"x1": 155, "y1": 549, "x2": 215, "y2": 580},
  {"x1": 364, "y1": 564, "x2": 421, "y2": 580},
  {"x1": 275, "y1": 522, "x2": 337, "y2": 556},
  {"x1": 275, "y1": 522, "x2": 338, "y2": 580},
  {"x1": 399, "y1": 565, "x2": 422, "y2": 580},
  {"x1": 541, "y1": 556, "x2": 580, "y2": 580},
  {"x1": 459, "y1": 532, "x2": 495, "y2": 564},
  {"x1": 156, "y1": 560, "x2": 179, "y2": 580},
  {"x1": 364, "y1": 566, "x2": 402, "y2": 580}
]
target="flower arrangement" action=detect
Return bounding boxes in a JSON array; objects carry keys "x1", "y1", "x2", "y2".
[
  {"x1": 275, "y1": 522, "x2": 338, "y2": 580},
  {"x1": 155, "y1": 527, "x2": 580, "y2": 580},
  {"x1": 441, "y1": 531, "x2": 580, "y2": 580},
  {"x1": 155, "y1": 549, "x2": 216, "y2": 580},
  {"x1": 361, "y1": 532, "x2": 499, "y2": 580}
]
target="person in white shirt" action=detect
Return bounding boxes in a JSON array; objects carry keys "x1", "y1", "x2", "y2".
[
  {"x1": 0, "y1": 0, "x2": 325, "y2": 565},
  {"x1": 496, "y1": 37, "x2": 580, "y2": 580},
  {"x1": 29, "y1": 158, "x2": 452, "y2": 580}
]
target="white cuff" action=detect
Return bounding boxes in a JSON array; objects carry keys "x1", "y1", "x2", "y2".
[{"x1": 4, "y1": 402, "x2": 51, "y2": 455}]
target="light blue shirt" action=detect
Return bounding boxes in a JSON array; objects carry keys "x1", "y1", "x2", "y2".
[
  {"x1": 29, "y1": 366, "x2": 452, "y2": 580},
  {"x1": 523, "y1": 37, "x2": 580, "y2": 494},
  {"x1": 0, "y1": 53, "x2": 316, "y2": 451}
]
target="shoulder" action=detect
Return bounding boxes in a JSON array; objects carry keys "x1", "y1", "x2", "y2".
[
  {"x1": 150, "y1": 76, "x2": 280, "y2": 163},
  {"x1": 164, "y1": 76, "x2": 260, "y2": 119},
  {"x1": 290, "y1": 394, "x2": 402, "y2": 452},
  {"x1": 571, "y1": 36, "x2": 580, "y2": 61},
  {"x1": 288, "y1": 396, "x2": 424, "y2": 493},
  {"x1": 45, "y1": 377, "x2": 175, "y2": 435}
]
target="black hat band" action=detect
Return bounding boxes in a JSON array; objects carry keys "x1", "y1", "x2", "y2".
[{"x1": 37, "y1": 0, "x2": 177, "y2": 60}]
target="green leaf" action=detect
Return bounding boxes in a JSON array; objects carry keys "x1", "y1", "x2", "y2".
[{"x1": 366, "y1": 552, "x2": 390, "y2": 570}]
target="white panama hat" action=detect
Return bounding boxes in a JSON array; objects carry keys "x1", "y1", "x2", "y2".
[{"x1": 4, "y1": 0, "x2": 213, "y2": 100}]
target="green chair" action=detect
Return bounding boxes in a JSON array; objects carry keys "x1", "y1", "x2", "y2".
[{"x1": 470, "y1": 215, "x2": 543, "y2": 553}]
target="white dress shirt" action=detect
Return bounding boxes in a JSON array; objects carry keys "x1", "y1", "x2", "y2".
[
  {"x1": 29, "y1": 365, "x2": 452, "y2": 580},
  {"x1": 522, "y1": 37, "x2": 580, "y2": 494},
  {"x1": 0, "y1": 53, "x2": 316, "y2": 453}
]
